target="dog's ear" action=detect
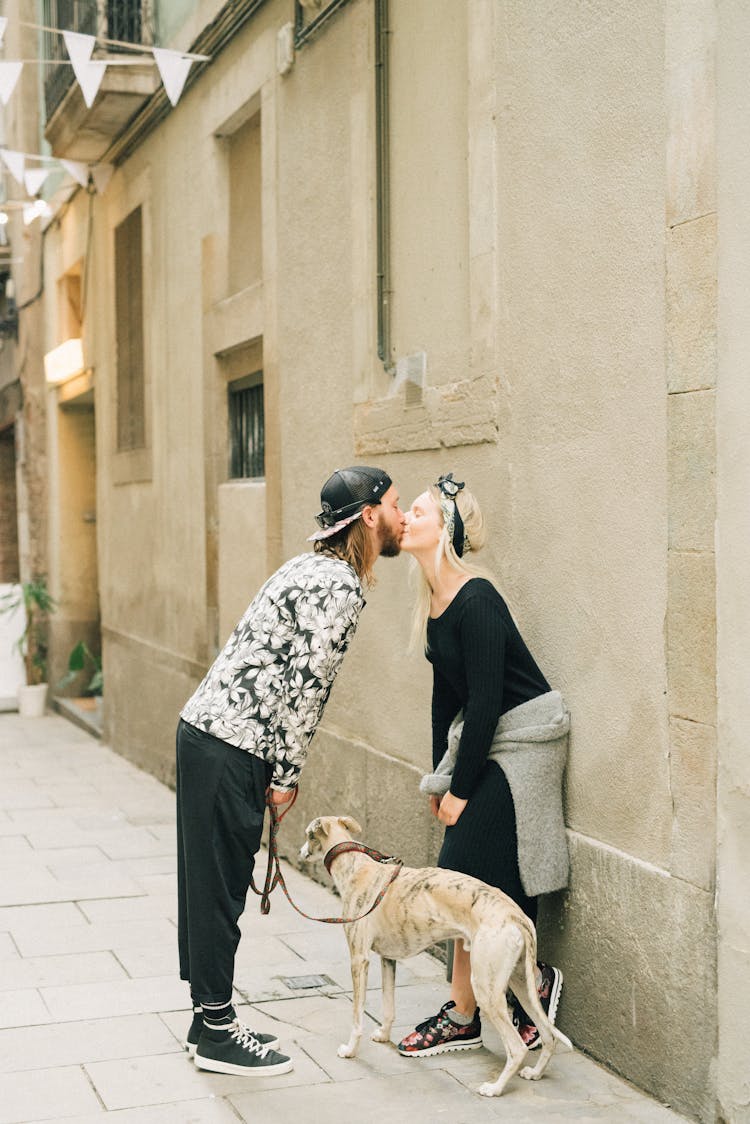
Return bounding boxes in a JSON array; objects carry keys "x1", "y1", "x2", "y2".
[
  {"x1": 338, "y1": 815, "x2": 362, "y2": 836},
  {"x1": 307, "y1": 817, "x2": 335, "y2": 839}
]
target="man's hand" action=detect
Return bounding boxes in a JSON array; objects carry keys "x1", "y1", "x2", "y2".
[
  {"x1": 437, "y1": 791, "x2": 467, "y2": 826},
  {"x1": 429, "y1": 795, "x2": 441, "y2": 818},
  {"x1": 269, "y1": 787, "x2": 296, "y2": 807}
]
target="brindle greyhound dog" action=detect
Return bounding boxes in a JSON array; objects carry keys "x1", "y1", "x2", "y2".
[{"x1": 300, "y1": 815, "x2": 572, "y2": 1098}]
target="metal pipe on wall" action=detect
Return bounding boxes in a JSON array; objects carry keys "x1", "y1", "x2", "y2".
[{"x1": 375, "y1": 0, "x2": 391, "y2": 369}]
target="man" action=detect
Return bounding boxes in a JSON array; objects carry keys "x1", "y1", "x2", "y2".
[{"x1": 176, "y1": 466, "x2": 404, "y2": 1077}]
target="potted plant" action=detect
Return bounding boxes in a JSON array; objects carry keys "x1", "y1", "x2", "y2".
[
  {"x1": 59, "y1": 640, "x2": 103, "y2": 698},
  {"x1": 0, "y1": 576, "x2": 56, "y2": 717}
]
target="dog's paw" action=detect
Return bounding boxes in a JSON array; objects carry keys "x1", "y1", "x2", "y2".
[
  {"x1": 371, "y1": 1027, "x2": 391, "y2": 1044},
  {"x1": 520, "y1": 1064, "x2": 542, "y2": 1081},
  {"x1": 478, "y1": 1081, "x2": 500, "y2": 1097},
  {"x1": 337, "y1": 1043, "x2": 357, "y2": 1058}
]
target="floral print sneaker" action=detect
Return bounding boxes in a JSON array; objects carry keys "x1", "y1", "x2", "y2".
[
  {"x1": 511, "y1": 963, "x2": 563, "y2": 1050},
  {"x1": 398, "y1": 1000, "x2": 482, "y2": 1056}
]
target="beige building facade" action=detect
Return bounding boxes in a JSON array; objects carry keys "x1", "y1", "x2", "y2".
[{"x1": 4, "y1": 0, "x2": 748, "y2": 1118}]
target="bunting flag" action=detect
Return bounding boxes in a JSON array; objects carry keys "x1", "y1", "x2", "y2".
[
  {"x1": 0, "y1": 149, "x2": 25, "y2": 187},
  {"x1": 62, "y1": 31, "x2": 107, "y2": 108},
  {"x1": 0, "y1": 62, "x2": 22, "y2": 105},
  {"x1": 24, "y1": 167, "x2": 51, "y2": 197},
  {"x1": 62, "y1": 30, "x2": 95, "y2": 67},
  {"x1": 152, "y1": 48, "x2": 193, "y2": 107},
  {"x1": 76, "y1": 60, "x2": 106, "y2": 108},
  {"x1": 60, "y1": 159, "x2": 89, "y2": 187},
  {"x1": 90, "y1": 163, "x2": 114, "y2": 195}
]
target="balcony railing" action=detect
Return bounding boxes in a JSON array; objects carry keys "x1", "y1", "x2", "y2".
[{"x1": 43, "y1": 0, "x2": 154, "y2": 121}]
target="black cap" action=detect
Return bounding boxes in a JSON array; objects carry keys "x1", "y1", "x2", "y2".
[{"x1": 308, "y1": 466, "x2": 392, "y2": 541}]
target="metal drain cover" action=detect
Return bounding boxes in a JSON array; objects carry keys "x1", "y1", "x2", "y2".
[{"x1": 280, "y1": 974, "x2": 335, "y2": 990}]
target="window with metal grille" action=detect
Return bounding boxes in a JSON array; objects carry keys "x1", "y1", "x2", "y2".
[
  {"x1": 229, "y1": 374, "x2": 264, "y2": 479},
  {"x1": 43, "y1": 1, "x2": 149, "y2": 120},
  {"x1": 107, "y1": 0, "x2": 142, "y2": 43},
  {"x1": 115, "y1": 206, "x2": 146, "y2": 452}
]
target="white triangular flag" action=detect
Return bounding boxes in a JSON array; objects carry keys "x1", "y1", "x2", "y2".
[
  {"x1": 0, "y1": 149, "x2": 25, "y2": 186},
  {"x1": 91, "y1": 163, "x2": 114, "y2": 195},
  {"x1": 0, "y1": 62, "x2": 22, "y2": 105},
  {"x1": 60, "y1": 159, "x2": 89, "y2": 187},
  {"x1": 75, "y1": 60, "x2": 106, "y2": 108},
  {"x1": 153, "y1": 48, "x2": 193, "y2": 107},
  {"x1": 0, "y1": 18, "x2": 7, "y2": 47},
  {"x1": 63, "y1": 32, "x2": 106, "y2": 108},
  {"x1": 24, "y1": 167, "x2": 51, "y2": 197},
  {"x1": 62, "y1": 30, "x2": 96, "y2": 68}
]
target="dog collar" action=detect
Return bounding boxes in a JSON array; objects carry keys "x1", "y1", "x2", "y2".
[{"x1": 323, "y1": 841, "x2": 402, "y2": 875}]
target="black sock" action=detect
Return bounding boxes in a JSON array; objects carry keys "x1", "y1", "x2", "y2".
[
  {"x1": 201, "y1": 1000, "x2": 236, "y2": 1030},
  {"x1": 190, "y1": 993, "x2": 202, "y2": 1018}
]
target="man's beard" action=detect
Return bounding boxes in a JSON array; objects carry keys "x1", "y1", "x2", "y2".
[{"x1": 377, "y1": 516, "x2": 402, "y2": 557}]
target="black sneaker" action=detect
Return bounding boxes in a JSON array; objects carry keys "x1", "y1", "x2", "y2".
[
  {"x1": 193, "y1": 1021, "x2": 293, "y2": 1076},
  {"x1": 185, "y1": 1012, "x2": 280, "y2": 1057},
  {"x1": 398, "y1": 1001, "x2": 482, "y2": 1057},
  {"x1": 511, "y1": 963, "x2": 563, "y2": 1050}
]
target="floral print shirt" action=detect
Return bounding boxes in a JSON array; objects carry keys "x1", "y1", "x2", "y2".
[{"x1": 180, "y1": 553, "x2": 365, "y2": 790}]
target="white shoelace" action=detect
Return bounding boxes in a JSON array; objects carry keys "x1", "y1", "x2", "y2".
[{"x1": 229, "y1": 1020, "x2": 270, "y2": 1059}]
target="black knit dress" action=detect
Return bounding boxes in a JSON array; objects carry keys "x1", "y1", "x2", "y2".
[{"x1": 428, "y1": 578, "x2": 550, "y2": 923}]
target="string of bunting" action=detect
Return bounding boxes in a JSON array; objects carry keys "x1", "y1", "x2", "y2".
[
  {"x1": 0, "y1": 15, "x2": 210, "y2": 109},
  {"x1": 0, "y1": 148, "x2": 113, "y2": 195}
]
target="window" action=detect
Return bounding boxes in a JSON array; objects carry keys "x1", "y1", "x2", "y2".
[
  {"x1": 229, "y1": 373, "x2": 264, "y2": 479},
  {"x1": 115, "y1": 207, "x2": 145, "y2": 452}
]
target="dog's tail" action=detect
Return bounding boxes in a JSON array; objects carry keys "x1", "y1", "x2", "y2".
[
  {"x1": 552, "y1": 1025, "x2": 573, "y2": 1051},
  {"x1": 519, "y1": 927, "x2": 573, "y2": 1051}
]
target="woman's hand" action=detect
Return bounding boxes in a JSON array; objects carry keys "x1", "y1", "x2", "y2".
[
  {"x1": 437, "y1": 791, "x2": 468, "y2": 826},
  {"x1": 428, "y1": 795, "x2": 441, "y2": 818}
]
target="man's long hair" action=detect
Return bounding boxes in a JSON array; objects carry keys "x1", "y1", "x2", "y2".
[{"x1": 314, "y1": 516, "x2": 377, "y2": 588}]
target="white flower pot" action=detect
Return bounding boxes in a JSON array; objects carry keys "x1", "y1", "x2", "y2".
[{"x1": 18, "y1": 683, "x2": 48, "y2": 718}]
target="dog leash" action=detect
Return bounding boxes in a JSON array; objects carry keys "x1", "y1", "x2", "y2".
[{"x1": 250, "y1": 794, "x2": 402, "y2": 924}]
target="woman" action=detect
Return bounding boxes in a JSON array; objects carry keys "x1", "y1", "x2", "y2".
[{"x1": 397, "y1": 473, "x2": 570, "y2": 1057}]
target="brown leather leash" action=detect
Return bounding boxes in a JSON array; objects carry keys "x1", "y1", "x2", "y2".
[{"x1": 250, "y1": 793, "x2": 402, "y2": 924}]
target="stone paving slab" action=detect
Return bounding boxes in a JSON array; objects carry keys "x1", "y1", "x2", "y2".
[
  {"x1": 0, "y1": 713, "x2": 689, "y2": 1122},
  {"x1": 0, "y1": 1013, "x2": 180, "y2": 1072},
  {"x1": 0, "y1": 1065, "x2": 103, "y2": 1123},
  {"x1": 0, "y1": 950, "x2": 126, "y2": 990},
  {"x1": 27, "y1": 1100, "x2": 241, "y2": 1124},
  {"x1": 0, "y1": 902, "x2": 91, "y2": 934}
]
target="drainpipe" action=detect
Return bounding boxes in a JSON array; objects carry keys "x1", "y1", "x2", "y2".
[{"x1": 375, "y1": 0, "x2": 392, "y2": 370}]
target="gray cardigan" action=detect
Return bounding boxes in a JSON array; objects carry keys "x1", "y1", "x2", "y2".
[{"x1": 420, "y1": 689, "x2": 570, "y2": 897}]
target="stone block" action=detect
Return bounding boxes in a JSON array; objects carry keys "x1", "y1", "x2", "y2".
[
  {"x1": 668, "y1": 717, "x2": 716, "y2": 889},
  {"x1": 666, "y1": 214, "x2": 717, "y2": 392},
  {"x1": 276, "y1": 727, "x2": 438, "y2": 873},
  {"x1": 536, "y1": 831, "x2": 716, "y2": 1121},
  {"x1": 667, "y1": 389, "x2": 716, "y2": 549},
  {"x1": 667, "y1": 550, "x2": 716, "y2": 726},
  {"x1": 666, "y1": 0, "x2": 716, "y2": 225}
]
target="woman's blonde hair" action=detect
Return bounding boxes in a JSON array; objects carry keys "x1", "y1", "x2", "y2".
[
  {"x1": 409, "y1": 485, "x2": 498, "y2": 650},
  {"x1": 314, "y1": 516, "x2": 378, "y2": 589}
]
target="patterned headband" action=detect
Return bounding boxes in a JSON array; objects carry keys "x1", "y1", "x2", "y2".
[{"x1": 435, "y1": 473, "x2": 470, "y2": 558}]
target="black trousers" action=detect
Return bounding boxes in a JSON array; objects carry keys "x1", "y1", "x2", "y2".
[{"x1": 176, "y1": 718, "x2": 269, "y2": 1005}]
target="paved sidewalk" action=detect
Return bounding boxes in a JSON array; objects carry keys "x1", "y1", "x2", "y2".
[{"x1": 0, "y1": 714, "x2": 688, "y2": 1124}]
